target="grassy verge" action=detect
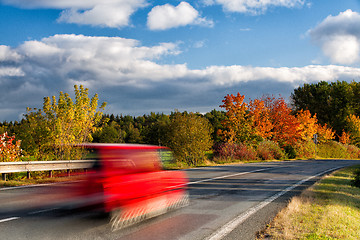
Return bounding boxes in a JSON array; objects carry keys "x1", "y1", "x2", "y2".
[
  {"x1": 0, "y1": 171, "x2": 86, "y2": 187},
  {"x1": 257, "y1": 165, "x2": 360, "y2": 240}
]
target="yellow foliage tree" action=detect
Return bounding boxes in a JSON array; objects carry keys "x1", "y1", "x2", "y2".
[
  {"x1": 347, "y1": 114, "x2": 360, "y2": 146},
  {"x1": 27, "y1": 85, "x2": 106, "y2": 160},
  {"x1": 296, "y1": 109, "x2": 318, "y2": 141},
  {"x1": 317, "y1": 123, "x2": 335, "y2": 143}
]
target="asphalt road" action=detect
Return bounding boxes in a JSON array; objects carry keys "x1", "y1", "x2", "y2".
[{"x1": 0, "y1": 159, "x2": 358, "y2": 240}]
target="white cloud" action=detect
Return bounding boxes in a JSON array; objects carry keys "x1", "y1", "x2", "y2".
[
  {"x1": 193, "y1": 40, "x2": 206, "y2": 48},
  {"x1": 1, "y1": 34, "x2": 360, "y2": 121},
  {"x1": 147, "y1": 2, "x2": 213, "y2": 30},
  {"x1": 1, "y1": 0, "x2": 147, "y2": 28},
  {"x1": 0, "y1": 45, "x2": 22, "y2": 62},
  {"x1": 309, "y1": 9, "x2": 360, "y2": 65},
  {"x1": 203, "y1": 0, "x2": 305, "y2": 14},
  {"x1": 0, "y1": 67, "x2": 24, "y2": 77}
]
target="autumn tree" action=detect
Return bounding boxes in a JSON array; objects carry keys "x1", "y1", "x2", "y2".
[
  {"x1": 347, "y1": 114, "x2": 360, "y2": 146},
  {"x1": 317, "y1": 123, "x2": 335, "y2": 143},
  {"x1": 339, "y1": 130, "x2": 351, "y2": 145},
  {"x1": 296, "y1": 109, "x2": 318, "y2": 141},
  {"x1": 24, "y1": 85, "x2": 106, "y2": 160},
  {"x1": 264, "y1": 96, "x2": 301, "y2": 146},
  {"x1": 248, "y1": 98, "x2": 273, "y2": 140},
  {"x1": 165, "y1": 112, "x2": 212, "y2": 166},
  {"x1": 0, "y1": 132, "x2": 22, "y2": 162},
  {"x1": 219, "y1": 93, "x2": 254, "y2": 144}
]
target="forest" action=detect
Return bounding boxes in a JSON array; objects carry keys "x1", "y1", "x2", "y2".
[{"x1": 1, "y1": 80, "x2": 360, "y2": 167}]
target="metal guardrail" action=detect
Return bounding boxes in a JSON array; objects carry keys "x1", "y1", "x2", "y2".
[{"x1": 0, "y1": 160, "x2": 96, "y2": 181}]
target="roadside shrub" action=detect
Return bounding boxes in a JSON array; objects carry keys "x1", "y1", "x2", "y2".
[
  {"x1": 213, "y1": 142, "x2": 257, "y2": 162},
  {"x1": 166, "y1": 112, "x2": 213, "y2": 166},
  {"x1": 317, "y1": 141, "x2": 349, "y2": 159},
  {"x1": 293, "y1": 140, "x2": 315, "y2": 159},
  {"x1": 351, "y1": 169, "x2": 360, "y2": 188},
  {"x1": 345, "y1": 145, "x2": 360, "y2": 159},
  {"x1": 257, "y1": 141, "x2": 285, "y2": 160},
  {"x1": 283, "y1": 145, "x2": 296, "y2": 159}
]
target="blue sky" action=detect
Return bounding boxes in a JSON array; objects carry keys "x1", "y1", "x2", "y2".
[{"x1": 1, "y1": 0, "x2": 360, "y2": 121}]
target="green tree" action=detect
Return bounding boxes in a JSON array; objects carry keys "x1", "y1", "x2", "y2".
[
  {"x1": 204, "y1": 109, "x2": 226, "y2": 143},
  {"x1": 141, "y1": 113, "x2": 170, "y2": 145},
  {"x1": 291, "y1": 80, "x2": 360, "y2": 136},
  {"x1": 92, "y1": 121, "x2": 125, "y2": 143},
  {"x1": 165, "y1": 112, "x2": 213, "y2": 166},
  {"x1": 15, "y1": 109, "x2": 53, "y2": 160}
]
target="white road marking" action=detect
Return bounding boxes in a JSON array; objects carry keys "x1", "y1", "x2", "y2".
[
  {"x1": 0, "y1": 217, "x2": 20, "y2": 223},
  {"x1": 166, "y1": 167, "x2": 273, "y2": 189},
  {"x1": 188, "y1": 168, "x2": 270, "y2": 185},
  {"x1": 206, "y1": 167, "x2": 341, "y2": 240},
  {"x1": 28, "y1": 208, "x2": 58, "y2": 215}
]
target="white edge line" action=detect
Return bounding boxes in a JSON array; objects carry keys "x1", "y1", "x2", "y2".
[
  {"x1": 189, "y1": 168, "x2": 269, "y2": 185},
  {"x1": 0, "y1": 217, "x2": 20, "y2": 223},
  {"x1": 167, "y1": 168, "x2": 271, "y2": 189},
  {"x1": 206, "y1": 167, "x2": 341, "y2": 240},
  {"x1": 28, "y1": 207, "x2": 59, "y2": 215}
]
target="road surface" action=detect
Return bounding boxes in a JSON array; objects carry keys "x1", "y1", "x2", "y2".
[{"x1": 0, "y1": 159, "x2": 358, "y2": 240}]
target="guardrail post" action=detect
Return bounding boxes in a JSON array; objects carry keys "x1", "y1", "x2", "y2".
[{"x1": 0, "y1": 160, "x2": 95, "y2": 179}]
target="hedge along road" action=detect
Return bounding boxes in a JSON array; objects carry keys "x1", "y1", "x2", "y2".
[{"x1": 0, "y1": 159, "x2": 358, "y2": 240}]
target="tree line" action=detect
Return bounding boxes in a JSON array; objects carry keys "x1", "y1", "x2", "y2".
[{"x1": 0, "y1": 80, "x2": 359, "y2": 165}]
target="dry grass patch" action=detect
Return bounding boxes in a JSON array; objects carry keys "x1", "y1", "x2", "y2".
[{"x1": 258, "y1": 166, "x2": 360, "y2": 240}]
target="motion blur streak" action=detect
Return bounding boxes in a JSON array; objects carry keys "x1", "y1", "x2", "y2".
[{"x1": 0, "y1": 143, "x2": 189, "y2": 230}]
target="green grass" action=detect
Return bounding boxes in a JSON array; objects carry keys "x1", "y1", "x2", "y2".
[{"x1": 258, "y1": 165, "x2": 360, "y2": 240}]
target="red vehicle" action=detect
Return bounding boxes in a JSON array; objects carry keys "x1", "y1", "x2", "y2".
[{"x1": 73, "y1": 143, "x2": 189, "y2": 230}]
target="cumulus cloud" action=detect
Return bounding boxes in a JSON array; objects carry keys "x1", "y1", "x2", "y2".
[
  {"x1": 1, "y1": 34, "x2": 360, "y2": 121},
  {"x1": 203, "y1": 0, "x2": 305, "y2": 15},
  {"x1": 1, "y1": 0, "x2": 147, "y2": 28},
  {"x1": 309, "y1": 9, "x2": 360, "y2": 65},
  {"x1": 147, "y1": 2, "x2": 213, "y2": 30},
  {"x1": 0, "y1": 45, "x2": 22, "y2": 62}
]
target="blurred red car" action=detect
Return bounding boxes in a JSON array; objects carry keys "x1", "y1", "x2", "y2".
[{"x1": 73, "y1": 143, "x2": 189, "y2": 230}]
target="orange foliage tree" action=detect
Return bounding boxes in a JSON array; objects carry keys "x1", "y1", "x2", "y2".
[
  {"x1": 339, "y1": 130, "x2": 351, "y2": 145},
  {"x1": 219, "y1": 93, "x2": 253, "y2": 143},
  {"x1": 263, "y1": 96, "x2": 301, "y2": 146},
  {"x1": 248, "y1": 98, "x2": 273, "y2": 140},
  {"x1": 220, "y1": 93, "x2": 302, "y2": 147}
]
